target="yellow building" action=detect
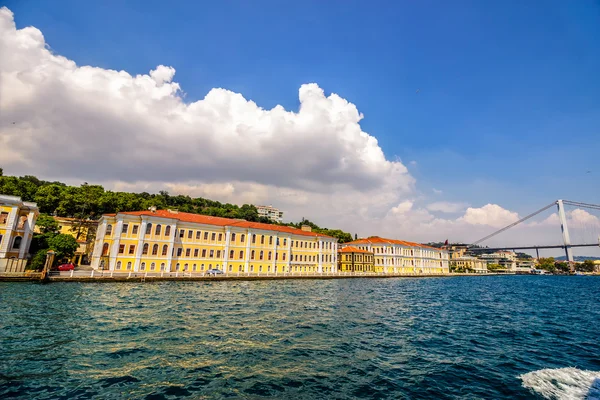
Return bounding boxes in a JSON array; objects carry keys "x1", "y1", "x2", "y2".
[
  {"x1": 34, "y1": 216, "x2": 96, "y2": 265},
  {"x1": 90, "y1": 209, "x2": 338, "y2": 274},
  {"x1": 338, "y1": 246, "x2": 374, "y2": 272},
  {"x1": 0, "y1": 195, "x2": 39, "y2": 266},
  {"x1": 341, "y1": 237, "x2": 449, "y2": 274},
  {"x1": 446, "y1": 244, "x2": 488, "y2": 273}
]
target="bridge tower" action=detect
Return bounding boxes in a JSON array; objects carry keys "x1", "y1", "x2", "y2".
[{"x1": 556, "y1": 199, "x2": 574, "y2": 264}]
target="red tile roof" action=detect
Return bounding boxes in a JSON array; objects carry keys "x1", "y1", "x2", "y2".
[
  {"x1": 345, "y1": 237, "x2": 441, "y2": 250},
  {"x1": 105, "y1": 210, "x2": 333, "y2": 239},
  {"x1": 339, "y1": 246, "x2": 373, "y2": 254}
]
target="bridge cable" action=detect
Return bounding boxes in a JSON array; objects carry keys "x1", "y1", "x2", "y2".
[
  {"x1": 469, "y1": 201, "x2": 558, "y2": 248},
  {"x1": 562, "y1": 200, "x2": 600, "y2": 211}
]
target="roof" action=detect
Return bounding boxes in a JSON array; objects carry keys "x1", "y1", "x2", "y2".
[
  {"x1": 104, "y1": 210, "x2": 334, "y2": 239},
  {"x1": 344, "y1": 236, "x2": 442, "y2": 250},
  {"x1": 339, "y1": 246, "x2": 373, "y2": 254}
]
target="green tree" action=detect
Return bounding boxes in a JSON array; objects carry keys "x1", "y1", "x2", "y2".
[
  {"x1": 47, "y1": 234, "x2": 79, "y2": 262},
  {"x1": 487, "y1": 263, "x2": 502, "y2": 271},
  {"x1": 580, "y1": 260, "x2": 595, "y2": 272},
  {"x1": 36, "y1": 213, "x2": 60, "y2": 234}
]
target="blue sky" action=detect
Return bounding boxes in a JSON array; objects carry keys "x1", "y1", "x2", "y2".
[{"x1": 3, "y1": 0, "x2": 600, "y2": 245}]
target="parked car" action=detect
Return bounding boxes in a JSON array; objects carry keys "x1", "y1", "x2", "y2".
[
  {"x1": 58, "y1": 263, "x2": 75, "y2": 271},
  {"x1": 206, "y1": 268, "x2": 224, "y2": 276}
]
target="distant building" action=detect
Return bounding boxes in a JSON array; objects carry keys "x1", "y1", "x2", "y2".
[
  {"x1": 34, "y1": 216, "x2": 97, "y2": 265},
  {"x1": 255, "y1": 205, "x2": 284, "y2": 223},
  {"x1": 0, "y1": 195, "x2": 39, "y2": 272},
  {"x1": 593, "y1": 260, "x2": 600, "y2": 273},
  {"x1": 338, "y1": 246, "x2": 374, "y2": 272}
]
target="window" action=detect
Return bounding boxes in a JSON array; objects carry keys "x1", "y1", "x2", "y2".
[
  {"x1": 12, "y1": 236, "x2": 22, "y2": 249},
  {"x1": 229, "y1": 265, "x2": 233, "y2": 272},
  {"x1": 188, "y1": 230, "x2": 193, "y2": 239},
  {"x1": 239, "y1": 250, "x2": 244, "y2": 259},
  {"x1": 201, "y1": 264, "x2": 205, "y2": 270},
  {"x1": 210, "y1": 250, "x2": 214, "y2": 258},
  {"x1": 102, "y1": 243, "x2": 109, "y2": 256},
  {"x1": 230, "y1": 250, "x2": 234, "y2": 258},
  {"x1": 252, "y1": 234, "x2": 256, "y2": 244},
  {"x1": 204, "y1": 232, "x2": 209, "y2": 240},
  {"x1": 283, "y1": 239, "x2": 287, "y2": 246},
  {"x1": 295, "y1": 241, "x2": 299, "y2": 247},
  {"x1": 0, "y1": 234, "x2": 2, "y2": 245},
  {"x1": 202, "y1": 249, "x2": 207, "y2": 257},
  {"x1": 239, "y1": 265, "x2": 243, "y2": 272},
  {"x1": 126, "y1": 261, "x2": 132, "y2": 270},
  {"x1": 241, "y1": 234, "x2": 245, "y2": 243},
  {"x1": 151, "y1": 262, "x2": 156, "y2": 270},
  {"x1": 0, "y1": 212, "x2": 8, "y2": 225},
  {"x1": 122, "y1": 224, "x2": 128, "y2": 234},
  {"x1": 283, "y1": 253, "x2": 286, "y2": 261},
  {"x1": 218, "y1": 233, "x2": 223, "y2": 241},
  {"x1": 177, "y1": 248, "x2": 182, "y2": 257},
  {"x1": 176, "y1": 263, "x2": 180, "y2": 271},
  {"x1": 186, "y1": 248, "x2": 191, "y2": 257},
  {"x1": 142, "y1": 243, "x2": 149, "y2": 255},
  {"x1": 269, "y1": 236, "x2": 273, "y2": 245},
  {"x1": 184, "y1": 263, "x2": 189, "y2": 271},
  {"x1": 128, "y1": 245, "x2": 135, "y2": 255},
  {"x1": 141, "y1": 262, "x2": 146, "y2": 271},
  {"x1": 118, "y1": 244, "x2": 125, "y2": 254},
  {"x1": 194, "y1": 249, "x2": 199, "y2": 257},
  {"x1": 300, "y1": 242, "x2": 303, "y2": 248},
  {"x1": 152, "y1": 244, "x2": 158, "y2": 255},
  {"x1": 251, "y1": 250, "x2": 255, "y2": 260},
  {"x1": 260, "y1": 251, "x2": 264, "y2": 260},
  {"x1": 196, "y1": 231, "x2": 201, "y2": 239},
  {"x1": 261, "y1": 235, "x2": 265, "y2": 245},
  {"x1": 216, "y1": 250, "x2": 221, "y2": 258},
  {"x1": 180, "y1": 229, "x2": 185, "y2": 238},
  {"x1": 146, "y1": 223, "x2": 152, "y2": 235},
  {"x1": 211, "y1": 233, "x2": 216, "y2": 241},
  {"x1": 162, "y1": 245, "x2": 168, "y2": 256},
  {"x1": 158, "y1": 263, "x2": 163, "y2": 271},
  {"x1": 116, "y1": 261, "x2": 121, "y2": 270},
  {"x1": 132, "y1": 225, "x2": 139, "y2": 234},
  {"x1": 259, "y1": 266, "x2": 263, "y2": 272},
  {"x1": 276, "y1": 238, "x2": 280, "y2": 246},
  {"x1": 155, "y1": 224, "x2": 162, "y2": 235},
  {"x1": 231, "y1": 233, "x2": 236, "y2": 242},
  {"x1": 165, "y1": 226, "x2": 171, "y2": 236},
  {"x1": 268, "y1": 251, "x2": 272, "y2": 261},
  {"x1": 106, "y1": 225, "x2": 112, "y2": 236},
  {"x1": 193, "y1": 264, "x2": 197, "y2": 271},
  {"x1": 250, "y1": 265, "x2": 254, "y2": 272}
]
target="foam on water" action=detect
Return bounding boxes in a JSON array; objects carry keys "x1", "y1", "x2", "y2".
[{"x1": 520, "y1": 367, "x2": 600, "y2": 400}]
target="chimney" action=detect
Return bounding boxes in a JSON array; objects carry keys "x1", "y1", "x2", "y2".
[
  {"x1": 301, "y1": 225, "x2": 312, "y2": 232},
  {"x1": 148, "y1": 206, "x2": 157, "y2": 213},
  {"x1": 167, "y1": 209, "x2": 178, "y2": 214}
]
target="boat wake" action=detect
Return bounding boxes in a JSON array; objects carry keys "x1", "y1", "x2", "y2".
[{"x1": 520, "y1": 367, "x2": 600, "y2": 400}]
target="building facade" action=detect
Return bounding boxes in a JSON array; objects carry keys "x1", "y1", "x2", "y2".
[
  {"x1": 90, "y1": 209, "x2": 338, "y2": 273},
  {"x1": 255, "y1": 205, "x2": 284, "y2": 223},
  {"x1": 341, "y1": 237, "x2": 449, "y2": 274},
  {"x1": 338, "y1": 246, "x2": 374, "y2": 272},
  {"x1": 34, "y1": 216, "x2": 96, "y2": 265},
  {"x1": 446, "y1": 245, "x2": 488, "y2": 273},
  {"x1": 480, "y1": 251, "x2": 518, "y2": 270},
  {"x1": 0, "y1": 195, "x2": 39, "y2": 260}
]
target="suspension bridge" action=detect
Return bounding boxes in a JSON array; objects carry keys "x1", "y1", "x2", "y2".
[{"x1": 467, "y1": 200, "x2": 600, "y2": 262}]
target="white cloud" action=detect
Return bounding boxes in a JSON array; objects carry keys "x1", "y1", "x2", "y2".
[
  {"x1": 432, "y1": 188, "x2": 443, "y2": 195},
  {"x1": 426, "y1": 201, "x2": 468, "y2": 213},
  {"x1": 389, "y1": 200, "x2": 414, "y2": 215},
  {"x1": 459, "y1": 204, "x2": 520, "y2": 228}
]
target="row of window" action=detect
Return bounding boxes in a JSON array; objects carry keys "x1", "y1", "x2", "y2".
[
  {"x1": 114, "y1": 260, "x2": 334, "y2": 274},
  {"x1": 343, "y1": 254, "x2": 373, "y2": 262},
  {"x1": 0, "y1": 234, "x2": 22, "y2": 250}
]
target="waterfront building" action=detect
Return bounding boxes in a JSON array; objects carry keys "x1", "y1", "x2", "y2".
[
  {"x1": 33, "y1": 216, "x2": 96, "y2": 265},
  {"x1": 337, "y1": 246, "x2": 374, "y2": 272},
  {"x1": 480, "y1": 251, "x2": 518, "y2": 270},
  {"x1": 445, "y1": 244, "x2": 488, "y2": 273},
  {"x1": 341, "y1": 237, "x2": 449, "y2": 274},
  {"x1": 255, "y1": 205, "x2": 284, "y2": 223},
  {"x1": 90, "y1": 209, "x2": 338, "y2": 273},
  {"x1": 0, "y1": 195, "x2": 39, "y2": 271}
]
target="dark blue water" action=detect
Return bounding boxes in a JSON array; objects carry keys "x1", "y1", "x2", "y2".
[{"x1": 1, "y1": 276, "x2": 599, "y2": 399}]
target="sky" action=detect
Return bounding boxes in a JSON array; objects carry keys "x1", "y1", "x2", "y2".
[{"x1": 1, "y1": 1, "x2": 599, "y2": 254}]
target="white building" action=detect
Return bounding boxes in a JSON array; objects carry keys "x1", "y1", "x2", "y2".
[
  {"x1": 0, "y1": 195, "x2": 39, "y2": 272},
  {"x1": 255, "y1": 205, "x2": 284, "y2": 223}
]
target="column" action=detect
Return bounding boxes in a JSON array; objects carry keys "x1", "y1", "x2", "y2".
[
  {"x1": 272, "y1": 234, "x2": 277, "y2": 272},
  {"x1": 223, "y1": 228, "x2": 231, "y2": 273},
  {"x1": 244, "y1": 230, "x2": 252, "y2": 272},
  {"x1": 133, "y1": 219, "x2": 148, "y2": 272},
  {"x1": 165, "y1": 222, "x2": 177, "y2": 272},
  {"x1": 109, "y1": 219, "x2": 124, "y2": 270},
  {"x1": 91, "y1": 220, "x2": 107, "y2": 269},
  {"x1": 318, "y1": 240, "x2": 323, "y2": 273},
  {"x1": 18, "y1": 210, "x2": 36, "y2": 258},
  {"x1": 0, "y1": 206, "x2": 18, "y2": 257}
]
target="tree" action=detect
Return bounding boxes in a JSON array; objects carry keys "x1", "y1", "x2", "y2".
[
  {"x1": 36, "y1": 213, "x2": 60, "y2": 234},
  {"x1": 580, "y1": 260, "x2": 595, "y2": 272},
  {"x1": 47, "y1": 234, "x2": 79, "y2": 262},
  {"x1": 487, "y1": 263, "x2": 502, "y2": 271}
]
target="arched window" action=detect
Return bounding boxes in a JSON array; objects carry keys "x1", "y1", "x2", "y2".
[
  {"x1": 0, "y1": 234, "x2": 3, "y2": 246},
  {"x1": 259, "y1": 251, "x2": 264, "y2": 260},
  {"x1": 184, "y1": 263, "x2": 188, "y2": 271},
  {"x1": 102, "y1": 243, "x2": 109, "y2": 256},
  {"x1": 159, "y1": 263, "x2": 164, "y2": 271},
  {"x1": 12, "y1": 236, "x2": 22, "y2": 249},
  {"x1": 268, "y1": 251, "x2": 272, "y2": 261},
  {"x1": 151, "y1": 262, "x2": 156, "y2": 270},
  {"x1": 251, "y1": 250, "x2": 255, "y2": 260},
  {"x1": 176, "y1": 263, "x2": 180, "y2": 271},
  {"x1": 116, "y1": 261, "x2": 122, "y2": 270},
  {"x1": 155, "y1": 224, "x2": 162, "y2": 235},
  {"x1": 252, "y1": 234, "x2": 256, "y2": 244},
  {"x1": 238, "y1": 265, "x2": 243, "y2": 272},
  {"x1": 239, "y1": 250, "x2": 244, "y2": 259},
  {"x1": 152, "y1": 244, "x2": 158, "y2": 255},
  {"x1": 146, "y1": 223, "x2": 152, "y2": 235},
  {"x1": 241, "y1": 234, "x2": 245, "y2": 243},
  {"x1": 193, "y1": 264, "x2": 197, "y2": 271},
  {"x1": 141, "y1": 262, "x2": 146, "y2": 271},
  {"x1": 283, "y1": 238, "x2": 287, "y2": 246},
  {"x1": 261, "y1": 235, "x2": 265, "y2": 244},
  {"x1": 126, "y1": 261, "x2": 132, "y2": 270},
  {"x1": 229, "y1": 250, "x2": 234, "y2": 258},
  {"x1": 142, "y1": 243, "x2": 149, "y2": 255},
  {"x1": 165, "y1": 226, "x2": 171, "y2": 236},
  {"x1": 106, "y1": 224, "x2": 113, "y2": 235},
  {"x1": 282, "y1": 253, "x2": 286, "y2": 261},
  {"x1": 162, "y1": 245, "x2": 168, "y2": 256},
  {"x1": 231, "y1": 233, "x2": 236, "y2": 242}
]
